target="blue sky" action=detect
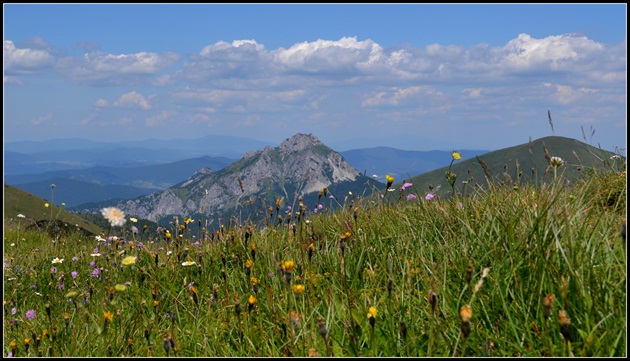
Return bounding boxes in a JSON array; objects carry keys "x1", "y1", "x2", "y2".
[{"x1": 3, "y1": 4, "x2": 627, "y2": 152}]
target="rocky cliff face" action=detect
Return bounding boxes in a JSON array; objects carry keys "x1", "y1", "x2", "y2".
[{"x1": 114, "y1": 133, "x2": 362, "y2": 222}]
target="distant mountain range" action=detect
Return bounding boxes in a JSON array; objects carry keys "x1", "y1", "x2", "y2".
[{"x1": 4, "y1": 135, "x2": 488, "y2": 207}]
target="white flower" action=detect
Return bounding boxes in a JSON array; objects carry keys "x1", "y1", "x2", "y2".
[
  {"x1": 17, "y1": 214, "x2": 25, "y2": 218},
  {"x1": 481, "y1": 267, "x2": 491, "y2": 278},
  {"x1": 130, "y1": 217, "x2": 138, "y2": 223},
  {"x1": 52, "y1": 257, "x2": 64, "y2": 264},
  {"x1": 100, "y1": 207, "x2": 127, "y2": 227},
  {"x1": 550, "y1": 156, "x2": 564, "y2": 168},
  {"x1": 91, "y1": 253, "x2": 102, "y2": 257},
  {"x1": 182, "y1": 261, "x2": 196, "y2": 267}
]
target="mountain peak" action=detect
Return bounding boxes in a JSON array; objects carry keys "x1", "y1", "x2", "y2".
[{"x1": 279, "y1": 133, "x2": 322, "y2": 154}]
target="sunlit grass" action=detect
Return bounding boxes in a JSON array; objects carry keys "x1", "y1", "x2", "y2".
[{"x1": 3, "y1": 160, "x2": 626, "y2": 357}]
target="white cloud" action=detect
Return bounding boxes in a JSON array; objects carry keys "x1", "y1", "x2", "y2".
[
  {"x1": 144, "y1": 110, "x2": 177, "y2": 127},
  {"x1": 3, "y1": 40, "x2": 55, "y2": 74},
  {"x1": 30, "y1": 112, "x2": 54, "y2": 125},
  {"x1": 113, "y1": 91, "x2": 152, "y2": 110}
]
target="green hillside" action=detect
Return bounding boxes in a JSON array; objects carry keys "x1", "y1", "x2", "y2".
[
  {"x1": 397, "y1": 136, "x2": 623, "y2": 198},
  {"x1": 3, "y1": 184, "x2": 104, "y2": 235}
]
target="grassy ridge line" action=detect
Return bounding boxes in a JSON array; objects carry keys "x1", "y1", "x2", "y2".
[{"x1": 4, "y1": 184, "x2": 104, "y2": 235}]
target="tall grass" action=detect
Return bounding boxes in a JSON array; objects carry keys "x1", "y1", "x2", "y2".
[{"x1": 3, "y1": 161, "x2": 626, "y2": 357}]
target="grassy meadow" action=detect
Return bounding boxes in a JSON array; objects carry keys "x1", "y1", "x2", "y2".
[{"x1": 3, "y1": 154, "x2": 626, "y2": 357}]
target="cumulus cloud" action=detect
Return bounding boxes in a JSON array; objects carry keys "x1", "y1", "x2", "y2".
[
  {"x1": 3, "y1": 40, "x2": 55, "y2": 74},
  {"x1": 113, "y1": 91, "x2": 152, "y2": 110}
]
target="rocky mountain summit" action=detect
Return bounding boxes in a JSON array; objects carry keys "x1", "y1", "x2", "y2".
[{"x1": 104, "y1": 133, "x2": 373, "y2": 223}]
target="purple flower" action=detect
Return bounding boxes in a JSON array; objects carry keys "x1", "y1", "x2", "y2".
[
  {"x1": 406, "y1": 194, "x2": 418, "y2": 200},
  {"x1": 30, "y1": 284, "x2": 36, "y2": 289},
  {"x1": 71, "y1": 271, "x2": 78, "y2": 279},
  {"x1": 91, "y1": 268, "x2": 101, "y2": 278},
  {"x1": 25, "y1": 309, "x2": 35, "y2": 320},
  {"x1": 131, "y1": 226, "x2": 139, "y2": 235},
  {"x1": 136, "y1": 242, "x2": 144, "y2": 250},
  {"x1": 11, "y1": 307, "x2": 16, "y2": 315},
  {"x1": 318, "y1": 204, "x2": 323, "y2": 210},
  {"x1": 268, "y1": 272, "x2": 275, "y2": 278},
  {"x1": 188, "y1": 281, "x2": 195, "y2": 291},
  {"x1": 401, "y1": 182, "x2": 413, "y2": 190},
  {"x1": 125, "y1": 281, "x2": 131, "y2": 286},
  {"x1": 93, "y1": 248, "x2": 99, "y2": 254},
  {"x1": 72, "y1": 257, "x2": 79, "y2": 262},
  {"x1": 89, "y1": 261, "x2": 96, "y2": 268},
  {"x1": 329, "y1": 195, "x2": 335, "y2": 199},
  {"x1": 425, "y1": 193, "x2": 435, "y2": 201},
  {"x1": 193, "y1": 241, "x2": 201, "y2": 247},
  {"x1": 50, "y1": 267, "x2": 58, "y2": 274},
  {"x1": 57, "y1": 283, "x2": 65, "y2": 290}
]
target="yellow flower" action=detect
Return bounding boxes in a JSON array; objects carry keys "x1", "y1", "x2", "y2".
[
  {"x1": 165, "y1": 231, "x2": 172, "y2": 239},
  {"x1": 452, "y1": 151, "x2": 462, "y2": 160},
  {"x1": 282, "y1": 260, "x2": 295, "y2": 273},
  {"x1": 367, "y1": 306, "x2": 378, "y2": 319},
  {"x1": 460, "y1": 305, "x2": 472, "y2": 322},
  {"x1": 44, "y1": 203, "x2": 49, "y2": 208},
  {"x1": 245, "y1": 259, "x2": 253, "y2": 268},
  {"x1": 248, "y1": 295, "x2": 256, "y2": 305},
  {"x1": 130, "y1": 217, "x2": 138, "y2": 223},
  {"x1": 251, "y1": 277, "x2": 258, "y2": 286},
  {"x1": 122, "y1": 256, "x2": 137, "y2": 266},
  {"x1": 386, "y1": 174, "x2": 394, "y2": 184},
  {"x1": 103, "y1": 311, "x2": 114, "y2": 322},
  {"x1": 114, "y1": 284, "x2": 127, "y2": 292},
  {"x1": 292, "y1": 284, "x2": 305, "y2": 294}
]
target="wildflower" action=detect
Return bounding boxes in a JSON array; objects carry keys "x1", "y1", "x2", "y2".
[
  {"x1": 317, "y1": 317, "x2": 327, "y2": 340},
  {"x1": 91, "y1": 268, "x2": 101, "y2": 278},
  {"x1": 248, "y1": 295, "x2": 256, "y2": 313},
  {"x1": 292, "y1": 284, "x2": 305, "y2": 294},
  {"x1": 367, "y1": 306, "x2": 377, "y2": 328},
  {"x1": 282, "y1": 260, "x2": 295, "y2": 273},
  {"x1": 464, "y1": 262, "x2": 473, "y2": 284},
  {"x1": 452, "y1": 151, "x2": 462, "y2": 160},
  {"x1": 543, "y1": 294, "x2": 555, "y2": 319},
  {"x1": 44, "y1": 203, "x2": 49, "y2": 208},
  {"x1": 26, "y1": 309, "x2": 35, "y2": 320},
  {"x1": 130, "y1": 217, "x2": 138, "y2": 223},
  {"x1": 131, "y1": 226, "x2": 139, "y2": 235},
  {"x1": 550, "y1": 156, "x2": 564, "y2": 168},
  {"x1": 406, "y1": 194, "x2": 418, "y2": 200},
  {"x1": 460, "y1": 305, "x2": 472, "y2": 338},
  {"x1": 182, "y1": 261, "x2": 196, "y2": 267},
  {"x1": 71, "y1": 257, "x2": 79, "y2": 262},
  {"x1": 425, "y1": 193, "x2": 435, "y2": 201},
  {"x1": 50, "y1": 267, "x2": 58, "y2": 274},
  {"x1": 17, "y1": 214, "x2": 25, "y2": 218},
  {"x1": 385, "y1": 174, "x2": 395, "y2": 190},
  {"x1": 401, "y1": 182, "x2": 413, "y2": 190},
  {"x1": 101, "y1": 207, "x2": 127, "y2": 227},
  {"x1": 122, "y1": 256, "x2": 137, "y2": 266},
  {"x1": 558, "y1": 310, "x2": 572, "y2": 342},
  {"x1": 372, "y1": 174, "x2": 378, "y2": 179},
  {"x1": 91, "y1": 252, "x2": 101, "y2": 257}
]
